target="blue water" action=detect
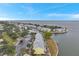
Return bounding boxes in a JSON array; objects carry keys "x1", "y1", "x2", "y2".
[{"x1": 52, "y1": 21, "x2": 79, "y2": 56}]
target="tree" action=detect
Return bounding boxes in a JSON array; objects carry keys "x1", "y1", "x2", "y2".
[
  {"x1": 20, "y1": 30, "x2": 28, "y2": 37},
  {"x1": 3, "y1": 24, "x2": 13, "y2": 33},
  {"x1": 9, "y1": 32, "x2": 19, "y2": 40},
  {"x1": 3, "y1": 23, "x2": 20, "y2": 40},
  {"x1": 2, "y1": 32, "x2": 14, "y2": 46},
  {"x1": 34, "y1": 24, "x2": 40, "y2": 28},
  {"x1": 43, "y1": 31, "x2": 52, "y2": 40},
  {"x1": 27, "y1": 44, "x2": 32, "y2": 48},
  {"x1": 0, "y1": 45, "x2": 15, "y2": 56},
  {"x1": 1, "y1": 32, "x2": 16, "y2": 55},
  {"x1": 43, "y1": 25, "x2": 47, "y2": 27}
]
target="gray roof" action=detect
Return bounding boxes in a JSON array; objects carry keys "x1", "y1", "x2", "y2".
[
  {"x1": 15, "y1": 35, "x2": 32, "y2": 55},
  {"x1": 33, "y1": 32, "x2": 45, "y2": 50}
]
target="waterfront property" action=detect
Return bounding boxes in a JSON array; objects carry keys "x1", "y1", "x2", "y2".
[
  {"x1": 33, "y1": 32, "x2": 46, "y2": 55},
  {"x1": 53, "y1": 27, "x2": 68, "y2": 34},
  {"x1": 40, "y1": 27, "x2": 51, "y2": 32}
]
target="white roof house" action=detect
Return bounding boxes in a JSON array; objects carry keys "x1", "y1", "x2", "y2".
[
  {"x1": 37, "y1": 26, "x2": 42, "y2": 30},
  {"x1": 24, "y1": 26, "x2": 28, "y2": 30},
  {"x1": 40, "y1": 27, "x2": 51, "y2": 32},
  {"x1": 0, "y1": 39, "x2": 3, "y2": 43},
  {"x1": 18, "y1": 24, "x2": 28, "y2": 32},
  {"x1": 33, "y1": 32, "x2": 45, "y2": 54},
  {"x1": 53, "y1": 28, "x2": 65, "y2": 32},
  {"x1": 28, "y1": 29, "x2": 38, "y2": 33}
]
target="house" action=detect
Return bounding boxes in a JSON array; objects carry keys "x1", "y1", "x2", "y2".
[
  {"x1": 37, "y1": 26, "x2": 51, "y2": 32},
  {"x1": 18, "y1": 24, "x2": 28, "y2": 32},
  {"x1": 40, "y1": 27, "x2": 51, "y2": 32},
  {"x1": 53, "y1": 27, "x2": 66, "y2": 33},
  {"x1": 33, "y1": 32, "x2": 45, "y2": 55},
  {"x1": 37, "y1": 26, "x2": 42, "y2": 30},
  {"x1": 15, "y1": 35, "x2": 32, "y2": 56},
  {"x1": 24, "y1": 26, "x2": 28, "y2": 30},
  {"x1": 28, "y1": 29, "x2": 38, "y2": 33},
  {"x1": 0, "y1": 39, "x2": 3, "y2": 43}
]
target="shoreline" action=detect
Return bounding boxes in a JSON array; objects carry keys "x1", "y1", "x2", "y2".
[
  {"x1": 47, "y1": 38, "x2": 59, "y2": 56},
  {"x1": 52, "y1": 39, "x2": 59, "y2": 56}
]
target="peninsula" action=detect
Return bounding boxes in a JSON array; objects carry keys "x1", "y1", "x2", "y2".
[{"x1": 0, "y1": 21, "x2": 68, "y2": 56}]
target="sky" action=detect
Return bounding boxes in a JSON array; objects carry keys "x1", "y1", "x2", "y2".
[{"x1": 0, "y1": 3, "x2": 79, "y2": 21}]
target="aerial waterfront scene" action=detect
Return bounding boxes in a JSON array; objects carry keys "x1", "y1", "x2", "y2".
[{"x1": 0, "y1": 3, "x2": 79, "y2": 56}]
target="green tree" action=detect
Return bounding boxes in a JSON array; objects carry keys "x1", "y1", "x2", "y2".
[
  {"x1": 43, "y1": 31, "x2": 52, "y2": 40},
  {"x1": 20, "y1": 30, "x2": 28, "y2": 37},
  {"x1": 2, "y1": 32, "x2": 14, "y2": 46},
  {"x1": 0, "y1": 45, "x2": 15, "y2": 56},
  {"x1": 27, "y1": 44, "x2": 31, "y2": 48},
  {"x1": 9, "y1": 32, "x2": 19, "y2": 40},
  {"x1": 3, "y1": 23, "x2": 20, "y2": 40},
  {"x1": 1, "y1": 32, "x2": 16, "y2": 55}
]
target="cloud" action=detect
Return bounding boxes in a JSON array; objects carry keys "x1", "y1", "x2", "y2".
[
  {"x1": 0, "y1": 17, "x2": 24, "y2": 21},
  {"x1": 72, "y1": 14, "x2": 79, "y2": 18},
  {"x1": 0, "y1": 17, "x2": 40, "y2": 21},
  {"x1": 48, "y1": 13, "x2": 69, "y2": 16},
  {"x1": 47, "y1": 13, "x2": 79, "y2": 20},
  {"x1": 0, "y1": 17, "x2": 16, "y2": 21}
]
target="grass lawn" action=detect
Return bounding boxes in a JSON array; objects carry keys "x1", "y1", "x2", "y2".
[
  {"x1": 1, "y1": 32, "x2": 16, "y2": 55},
  {"x1": 2, "y1": 32, "x2": 15, "y2": 46}
]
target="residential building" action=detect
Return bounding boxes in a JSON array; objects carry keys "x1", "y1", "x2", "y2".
[
  {"x1": 40, "y1": 27, "x2": 51, "y2": 32},
  {"x1": 33, "y1": 32, "x2": 45, "y2": 55}
]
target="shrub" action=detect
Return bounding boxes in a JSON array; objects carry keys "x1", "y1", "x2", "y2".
[{"x1": 43, "y1": 31, "x2": 52, "y2": 40}]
